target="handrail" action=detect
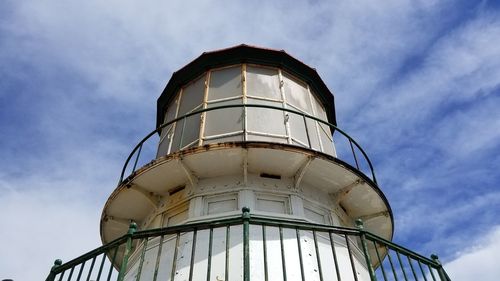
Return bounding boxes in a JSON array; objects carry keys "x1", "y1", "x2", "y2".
[
  {"x1": 46, "y1": 212, "x2": 451, "y2": 281},
  {"x1": 118, "y1": 103, "x2": 378, "y2": 185}
]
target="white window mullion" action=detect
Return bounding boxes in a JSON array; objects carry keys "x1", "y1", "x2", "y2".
[
  {"x1": 168, "y1": 89, "x2": 183, "y2": 154},
  {"x1": 198, "y1": 72, "x2": 210, "y2": 146},
  {"x1": 242, "y1": 64, "x2": 248, "y2": 141},
  {"x1": 307, "y1": 85, "x2": 324, "y2": 152},
  {"x1": 278, "y1": 69, "x2": 292, "y2": 144}
]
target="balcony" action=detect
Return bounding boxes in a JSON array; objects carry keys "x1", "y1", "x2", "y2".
[
  {"x1": 45, "y1": 209, "x2": 451, "y2": 281},
  {"x1": 119, "y1": 103, "x2": 378, "y2": 186}
]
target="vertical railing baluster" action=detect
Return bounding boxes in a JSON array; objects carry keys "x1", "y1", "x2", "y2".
[
  {"x1": 117, "y1": 222, "x2": 137, "y2": 281},
  {"x1": 188, "y1": 229, "x2": 198, "y2": 281},
  {"x1": 106, "y1": 246, "x2": 119, "y2": 281},
  {"x1": 295, "y1": 228, "x2": 306, "y2": 281},
  {"x1": 207, "y1": 227, "x2": 214, "y2": 281},
  {"x1": 345, "y1": 234, "x2": 359, "y2": 281},
  {"x1": 303, "y1": 114, "x2": 312, "y2": 148},
  {"x1": 179, "y1": 116, "x2": 187, "y2": 149},
  {"x1": 262, "y1": 225, "x2": 269, "y2": 281},
  {"x1": 312, "y1": 231, "x2": 324, "y2": 281},
  {"x1": 58, "y1": 270, "x2": 65, "y2": 281},
  {"x1": 95, "y1": 253, "x2": 106, "y2": 281},
  {"x1": 85, "y1": 257, "x2": 96, "y2": 281},
  {"x1": 75, "y1": 260, "x2": 86, "y2": 281},
  {"x1": 396, "y1": 251, "x2": 409, "y2": 281},
  {"x1": 407, "y1": 257, "x2": 419, "y2": 281},
  {"x1": 153, "y1": 235, "x2": 165, "y2": 281},
  {"x1": 356, "y1": 219, "x2": 377, "y2": 281},
  {"x1": 349, "y1": 139, "x2": 360, "y2": 170},
  {"x1": 132, "y1": 144, "x2": 142, "y2": 173},
  {"x1": 329, "y1": 232, "x2": 342, "y2": 281},
  {"x1": 427, "y1": 264, "x2": 437, "y2": 281},
  {"x1": 417, "y1": 261, "x2": 428, "y2": 281},
  {"x1": 242, "y1": 207, "x2": 251, "y2": 281},
  {"x1": 279, "y1": 226, "x2": 287, "y2": 281},
  {"x1": 372, "y1": 241, "x2": 388, "y2": 281},
  {"x1": 66, "y1": 266, "x2": 75, "y2": 281},
  {"x1": 135, "y1": 238, "x2": 149, "y2": 281},
  {"x1": 171, "y1": 232, "x2": 181, "y2": 281},
  {"x1": 386, "y1": 249, "x2": 399, "y2": 281},
  {"x1": 225, "y1": 226, "x2": 231, "y2": 281}
]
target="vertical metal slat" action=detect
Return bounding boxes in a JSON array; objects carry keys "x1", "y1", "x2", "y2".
[
  {"x1": 329, "y1": 232, "x2": 342, "y2": 281},
  {"x1": 279, "y1": 226, "x2": 287, "y2": 281},
  {"x1": 295, "y1": 228, "x2": 306, "y2": 281},
  {"x1": 312, "y1": 230, "x2": 324, "y2": 281},
  {"x1": 345, "y1": 235, "x2": 359, "y2": 281},
  {"x1": 206, "y1": 228, "x2": 214, "y2": 281},
  {"x1": 85, "y1": 257, "x2": 96, "y2": 281},
  {"x1": 396, "y1": 251, "x2": 409, "y2": 281},
  {"x1": 152, "y1": 235, "x2": 165, "y2": 281},
  {"x1": 135, "y1": 238, "x2": 149, "y2": 281},
  {"x1": 106, "y1": 246, "x2": 119, "y2": 281},
  {"x1": 75, "y1": 260, "x2": 86, "y2": 281},
  {"x1": 372, "y1": 241, "x2": 388, "y2": 281},
  {"x1": 225, "y1": 225, "x2": 231, "y2": 281},
  {"x1": 170, "y1": 232, "x2": 181, "y2": 281},
  {"x1": 386, "y1": 249, "x2": 399, "y2": 281},
  {"x1": 188, "y1": 229, "x2": 198, "y2": 281},
  {"x1": 262, "y1": 225, "x2": 269, "y2": 281},
  {"x1": 407, "y1": 256, "x2": 419, "y2": 281}
]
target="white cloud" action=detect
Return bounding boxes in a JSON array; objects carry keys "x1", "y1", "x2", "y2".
[
  {"x1": 1, "y1": 0, "x2": 499, "y2": 279},
  {"x1": 0, "y1": 187, "x2": 102, "y2": 281},
  {"x1": 445, "y1": 226, "x2": 500, "y2": 281}
]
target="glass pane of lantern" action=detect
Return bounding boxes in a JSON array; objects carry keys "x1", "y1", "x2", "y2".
[
  {"x1": 204, "y1": 99, "x2": 243, "y2": 137},
  {"x1": 178, "y1": 74, "x2": 205, "y2": 115},
  {"x1": 246, "y1": 66, "x2": 281, "y2": 100},
  {"x1": 171, "y1": 112, "x2": 201, "y2": 151},
  {"x1": 157, "y1": 127, "x2": 173, "y2": 157},
  {"x1": 208, "y1": 66, "x2": 242, "y2": 101},
  {"x1": 283, "y1": 72, "x2": 312, "y2": 114},
  {"x1": 157, "y1": 98, "x2": 180, "y2": 157},
  {"x1": 310, "y1": 91, "x2": 329, "y2": 122},
  {"x1": 247, "y1": 98, "x2": 286, "y2": 136},
  {"x1": 307, "y1": 119, "x2": 321, "y2": 150},
  {"x1": 319, "y1": 123, "x2": 335, "y2": 155},
  {"x1": 288, "y1": 112, "x2": 308, "y2": 147}
]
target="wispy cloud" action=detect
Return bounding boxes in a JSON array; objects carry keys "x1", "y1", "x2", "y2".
[
  {"x1": 445, "y1": 225, "x2": 500, "y2": 281},
  {"x1": 1, "y1": 0, "x2": 499, "y2": 279}
]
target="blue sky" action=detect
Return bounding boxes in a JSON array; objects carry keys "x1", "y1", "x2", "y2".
[{"x1": 1, "y1": 1, "x2": 499, "y2": 280}]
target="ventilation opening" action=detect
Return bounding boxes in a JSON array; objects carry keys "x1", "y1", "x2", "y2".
[
  {"x1": 260, "y1": 173, "x2": 281, "y2": 180},
  {"x1": 168, "y1": 185, "x2": 186, "y2": 196}
]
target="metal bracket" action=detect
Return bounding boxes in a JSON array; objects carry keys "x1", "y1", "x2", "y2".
[
  {"x1": 294, "y1": 156, "x2": 313, "y2": 190},
  {"x1": 357, "y1": 211, "x2": 390, "y2": 222},
  {"x1": 331, "y1": 178, "x2": 364, "y2": 203},
  {"x1": 104, "y1": 215, "x2": 133, "y2": 227},
  {"x1": 178, "y1": 158, "x2": 198, "y2": 192},
  {"x1": 128, "y1": 183, "x2": 163, "y2": 208}
]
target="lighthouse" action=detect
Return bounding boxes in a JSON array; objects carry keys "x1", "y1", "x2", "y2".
[{"x1": 46, "y1": 45, "x2": 451, "y2": 281}]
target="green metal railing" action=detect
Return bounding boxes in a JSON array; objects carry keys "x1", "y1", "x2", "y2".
[
  {"x1": 118, "y1": 104, "x2": 378, "y2": 185},
  {"x1": 46, "y1": 209, "x2": 451, "y2": 281}
]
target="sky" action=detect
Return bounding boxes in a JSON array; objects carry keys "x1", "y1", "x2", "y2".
[{"x1": 1, "y1": 0, "x2": 499, "y2": 280}]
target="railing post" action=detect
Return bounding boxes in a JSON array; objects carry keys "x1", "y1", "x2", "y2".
[
  {"x1": 242, "y1": 207, "x2": 251, "y2": 281},
  {"x1": 117, "y1": 222, "x2": 137, "y2": 281},
  {"x1": 431, "y1": 254, "x2": 451, "y2": 281},
  {"x1": 356, "y1": 219, "x2": 377, "y2": 281},
  {"x1": 45, "y1": 259, "x2": 62, "y2": 281}
]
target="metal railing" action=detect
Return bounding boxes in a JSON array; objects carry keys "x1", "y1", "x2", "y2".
[
  {"x1": 118, "y1": 104, "x2": 378, "y2": 185},
  {"x1": 46, "y1": 209, "x2": 451, "y2": 281}
]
